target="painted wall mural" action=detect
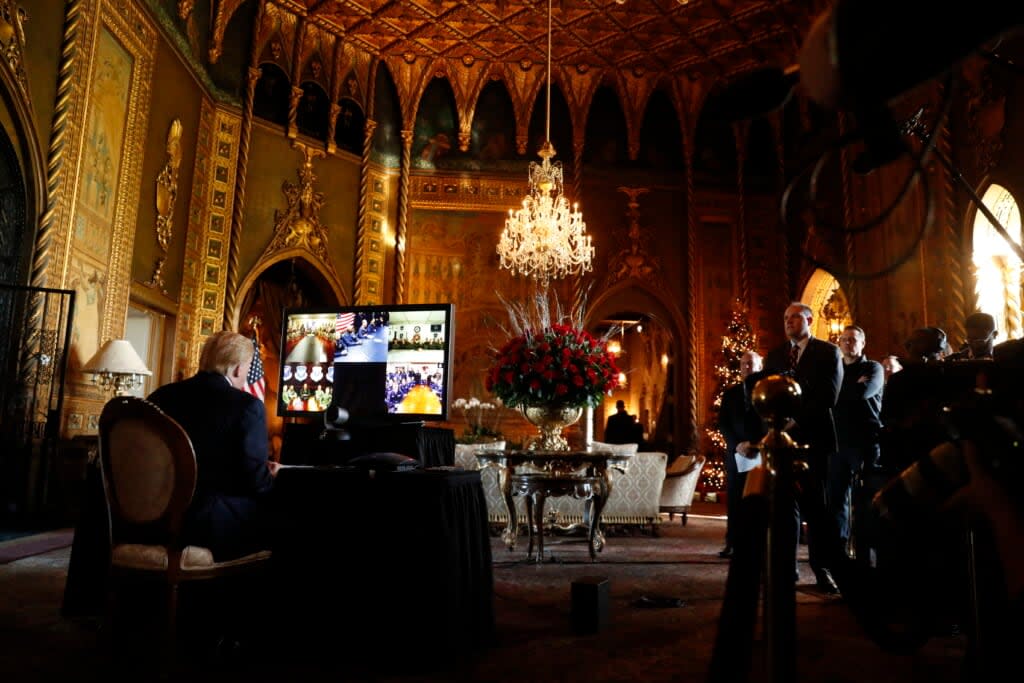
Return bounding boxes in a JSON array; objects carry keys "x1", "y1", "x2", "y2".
[
  {"x1": 67, "y1": 256, "x2": 106, "y2": 371},
  {"x1": 75, "y1": 27, "x2": 132, "y2": 262}
]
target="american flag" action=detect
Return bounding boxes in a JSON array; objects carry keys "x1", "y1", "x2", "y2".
[
  {"x1": 244, "y1": 333, "x2": 266, "y2": 401},
  {"x1": 336, "y1": 312, "x2": 356, "y2": 336}
]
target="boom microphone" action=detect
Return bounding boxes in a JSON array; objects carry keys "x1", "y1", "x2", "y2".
[{"x1": 800, "y1": 0, "x2": 1024, "y2": 111}]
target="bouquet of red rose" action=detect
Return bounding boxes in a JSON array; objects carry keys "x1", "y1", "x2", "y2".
[{"x1": 486, "y1": 323, "x2": 620, "y2": 409}]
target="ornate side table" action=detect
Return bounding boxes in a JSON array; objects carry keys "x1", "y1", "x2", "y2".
[{"x1": 474, "y1": 448, "x2": 631, "y2": 563}]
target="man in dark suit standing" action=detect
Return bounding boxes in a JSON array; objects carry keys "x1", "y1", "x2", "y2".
[
  {"x1": 834, "y1": 325, "x2": 883, "y2": 566},
  {"x1": 717, "y1": 350, "x2": 764, "y2": 558},
  {"x1": 604, "y1": 400, "x2": 637, "y2": 444},
  {"x1": 764, "y1": 302, "x2": 843, "y2": 593},
  {"x1": 148, "y1": 330, "x2": 279, "y2": 561}
]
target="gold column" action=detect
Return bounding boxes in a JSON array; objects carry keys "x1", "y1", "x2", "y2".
[
  {"x1": 326, "y1": 101, "x2": 340, "y2": 155},
  {"x1": 32, "y1": 0, "x2": 81, "y2": 294},
  {"x1": 353, "y1": 118, "x2": 378, "y2": 304},
  {"x1": 287, "y1": 85, "x2": 302, "y2": 140},
  {"x1": 572, "y1": 136, "x2": 586, "y2": 314},
  {"x1": 684, "y1": 141, "x2": 700, "y2": 449},
  {"x1": 23, "y1": 0, "x2": 81, "y2": 386},
  {"x1": 394, "y1": 129, "x2": 413, "y2": 304},
  {"x1": 223, "y1": 64, "x2": 260, "y2": 330}
]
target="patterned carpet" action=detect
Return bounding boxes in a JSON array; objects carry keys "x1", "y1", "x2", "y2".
[
  {"x1": 0, "y1": 529, "x2": 73, "y2": 564},
  {"x1": 0, "y1": 503, "x2": 970, "y2": 683}
]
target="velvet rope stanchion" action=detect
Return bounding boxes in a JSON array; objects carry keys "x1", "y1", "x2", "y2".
[{"x1": 707, "y1": 373, "x2": 803, "y2": 683}]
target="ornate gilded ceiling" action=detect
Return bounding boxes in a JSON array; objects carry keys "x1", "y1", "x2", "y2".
[
  {"x1": 203, "y1": 0, "x2": 822, "y2": 82},
  {"x1": 190, "y1": 0, "x2": 826, "y2": 160},
  {"x1": 297, "y1": 0, "x2": 815, "y2": 80}
]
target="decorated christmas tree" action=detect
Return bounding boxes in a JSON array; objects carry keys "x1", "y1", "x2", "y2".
[{"x1": 701, "y1": 299, "x2": 758, "y2": 494}]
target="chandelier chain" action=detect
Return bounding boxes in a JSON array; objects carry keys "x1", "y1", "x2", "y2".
[{"x1": 496, "y1": 0, "x2": 593, "y2": 285}]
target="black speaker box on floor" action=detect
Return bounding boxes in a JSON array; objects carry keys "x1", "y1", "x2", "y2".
[{"x1": 571, "y1": 576, "x2": 610, "y2": 634}]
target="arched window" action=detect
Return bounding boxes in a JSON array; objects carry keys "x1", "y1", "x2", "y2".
[
  {"x1": 972, "y1": 184, "x2": 1022, "y2": 340},
  {"x1": 801, "y1": 268, "x2": 851, "y2": 344}
]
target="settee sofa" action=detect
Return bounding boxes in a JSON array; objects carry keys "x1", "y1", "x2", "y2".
[{"x1": 454, "y1": 443, "x2": 668, "y2": 533}]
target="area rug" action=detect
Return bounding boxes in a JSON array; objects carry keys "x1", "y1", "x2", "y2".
[{"x1": 0, "y1": 529, "x2": 74, "y2": 564}]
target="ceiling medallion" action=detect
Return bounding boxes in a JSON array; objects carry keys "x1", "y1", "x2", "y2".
[{"x1": 496, "y1": 0, "x2": 593, "y2": 286}]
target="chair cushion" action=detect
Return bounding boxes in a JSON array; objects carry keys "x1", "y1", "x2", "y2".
[
  {"x1": 111, "y1": 543, "x2": 271, "y2": 572},
  {"x1": 589, "y1": 441, "x2": 639, "y2": 456}
]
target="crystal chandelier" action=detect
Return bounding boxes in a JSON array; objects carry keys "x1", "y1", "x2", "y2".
[{"x1": 496, "y1": 0, "x2": 593, "y2": 285}]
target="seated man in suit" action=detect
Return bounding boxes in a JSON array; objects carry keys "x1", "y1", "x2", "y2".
[
  {"x1": 148, "y1": 330, "x2": 279, "y2": 561},
  {"x1": 341, "y1": 327, "x2": 362, "y2": 347}
]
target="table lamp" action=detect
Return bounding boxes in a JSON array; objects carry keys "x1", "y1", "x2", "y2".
[{"x1": 82, "y1": 339, "x2": 152, "y2": 395}]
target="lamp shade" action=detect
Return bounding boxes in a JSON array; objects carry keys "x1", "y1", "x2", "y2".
[{"x1": 83, "y1": 339, "x2": 152, "y2": 377}]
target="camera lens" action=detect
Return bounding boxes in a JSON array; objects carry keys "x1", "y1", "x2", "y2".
[{"x1": 872, "y1": 442, "x2": 969, "y2": 525}]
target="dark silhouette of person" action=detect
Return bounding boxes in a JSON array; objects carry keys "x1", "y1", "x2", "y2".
[
  {"x1": 946, "y1": 311, "x2": 998, "y2": 361},
  {"x1": 833, "y1": 325, "x2": 883, "y2": 565},
  {"x1": 717, "y1": 350, "x2": 764, "y2": 559},
  {"x1": 148, "y1": 331, "x2": 279, "y2": 561},
  {"x1": 604, "y1": 400, "x2": 637, "y2": 444},
  {"x1": 763, "y1": 302, "x2": 844, "y2": 593}
]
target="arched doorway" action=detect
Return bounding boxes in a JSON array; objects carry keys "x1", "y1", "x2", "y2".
[
  {"x1": 587, "y1": 282, "x2": 687, "y2": 455},
  {"x1": 972, "y1": 183, "x2": 1022, "y2": 340},
  {"x1": 800, "y1": 268, "x2": 851, "y2": 344},
  {"x1": 591, "y1": 312, "x2": 673, "y2": 450},
  {"x1": 238, "y1": 257, "x2": 342, "y2": 457}
]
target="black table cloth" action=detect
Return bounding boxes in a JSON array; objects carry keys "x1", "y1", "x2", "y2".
[
  {"x1": 269, "y1": 466, "x2": 494, "y2": 668},
  {"x1": 280, "y1": 423, "x2": 455, "y2": 467}
]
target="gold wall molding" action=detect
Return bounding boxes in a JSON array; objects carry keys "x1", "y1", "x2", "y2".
[
  {"x1": 208, "y1": 0, "x2": 247, "y2": 64},
  {"x1": 269, "y1": 142, "x2": 333, "y2": 262},
  {"x1": 145, "y1": 118, "x2": 183, "y2": 292},
  {"x1": 45, "y1": 0, "x2": 155, "y2": 434},
  {"x1": 175, "y1": 104, "x2": 241, "y2": 378},
  {"x1": 409, "y1": 172, "x2": 528, "y2": 212},
  {"x1": 605, "y1": 186, "x2": 663, "y2": 287},
  {"x1": 500, "y1": 60, "x2": 546, "y2": 155},
  {"x1": 0, "y1": 1, "x2": 30, "y2": 102},
  {"x1": 383, "y1": 53, "x2": 437, "y2": 132},
  {"x1": 51, "y1": 0, "x2": 155, "y2": 363},
  {"x1": 614, "y1": 69, "x2": 660, "y2": 162},
  {"x1": 235, "y1": 141, "x2": 348, "y2": 322},
  {"x1": 355, "y1": 165, "x2": 390, "y2": 305},
  {"x1": 433, "y1": 56, "x2": 494, "y2": 153}
]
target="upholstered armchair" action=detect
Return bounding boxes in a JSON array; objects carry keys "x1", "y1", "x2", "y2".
[{"x1": 659, "y1": 453, "x2": 707, "y2": 526}]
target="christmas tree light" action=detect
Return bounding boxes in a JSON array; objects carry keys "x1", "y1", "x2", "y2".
[{"x1": 700, "y1": 298, "x2": 758, "y2": 493}]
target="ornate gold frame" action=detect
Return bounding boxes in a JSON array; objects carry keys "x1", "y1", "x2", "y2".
[{"x1": 43, "y1": 0, "x2": 155, "y2": 427}]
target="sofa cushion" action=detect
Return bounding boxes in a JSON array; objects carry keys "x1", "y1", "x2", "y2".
[{"x1": 589, "y1": 441, "x2": 639, "y2": 456}]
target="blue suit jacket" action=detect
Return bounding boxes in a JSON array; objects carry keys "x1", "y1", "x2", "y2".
[{"x1": 148, "y1": 371, "x2": 274, "y2": 560}]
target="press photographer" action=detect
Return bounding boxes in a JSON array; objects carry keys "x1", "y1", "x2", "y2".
[{"x1": 835, "y1": 358, "x2": 1024, "y2": 677}]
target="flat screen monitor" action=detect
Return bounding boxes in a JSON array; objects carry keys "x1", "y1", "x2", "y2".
[{"x1": 277, "y1": 303, "x2": 454, "y2": 424}]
